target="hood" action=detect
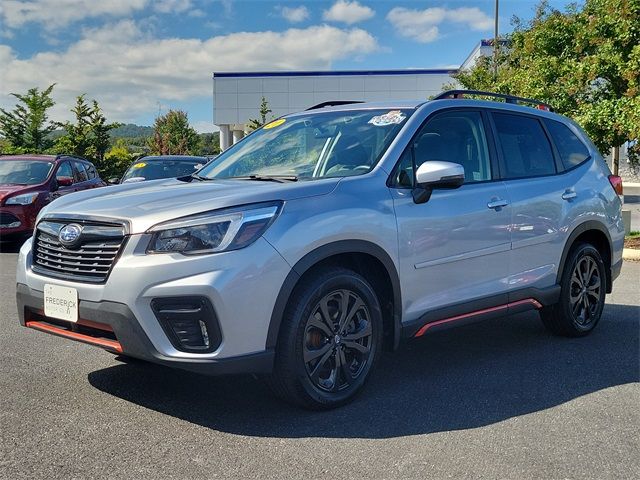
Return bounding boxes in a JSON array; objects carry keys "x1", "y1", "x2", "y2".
[
  {"x1": 39, "y1": 177, "x2": 340, "y2": 233},
  {"x1": 0, "y1": 184, "x2": 36, "y2": 202}
]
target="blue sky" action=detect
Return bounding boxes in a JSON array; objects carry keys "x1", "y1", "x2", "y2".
[{"x1": 0, "y1": 0, "x2": 574, "y2": 131}]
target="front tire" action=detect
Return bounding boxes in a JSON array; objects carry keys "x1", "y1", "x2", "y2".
[
  {"x1": 540, "y1": 243, "x2": 606, "y2": 337},
  {"x1": 269, "y1": 267, "x2": 382, "y2": 410}
]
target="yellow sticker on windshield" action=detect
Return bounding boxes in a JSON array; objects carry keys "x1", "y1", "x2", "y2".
[
  {"x1": 263, "y1": 118, "x2": 286, "y2": 129},
  {"x1": 133, "y1": 162, "x2": 146, "y2": 168}
]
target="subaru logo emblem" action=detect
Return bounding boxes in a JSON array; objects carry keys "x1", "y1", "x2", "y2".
[{"x1": 58, "y1": 224, "x2": 83, "y2": 246}]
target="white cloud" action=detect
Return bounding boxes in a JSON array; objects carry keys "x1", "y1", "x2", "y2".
[
  {"x1": 387, "y1": 6, "x2": 493, "y2": 43},
  {"x1": 0, "y1": 0, "x2": 148, "y2": 29},
  {"x1": 323, "y1": 1, "x2": 374, "y2": 25},
  {"x1": 153, "y1": 0, "x2": 193, "y2": 14},
  {"x1": 280, "y1": 6, "x2": 309, "y2": 23},
  {"x1": 0, "y1": 21, "x2": 378, "y2": 123}
]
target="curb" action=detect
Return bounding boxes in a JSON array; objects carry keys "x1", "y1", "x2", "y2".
[
  {"x1": 623, "y1": 182, "x2": 640, "y2": 196},
  {"x1": 622, "y1": 248, "x2": 640, "y2": 261}
]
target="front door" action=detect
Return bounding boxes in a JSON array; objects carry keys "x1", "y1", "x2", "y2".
[{"x1": 390, "y1": 109, "x2": 512, "y2": 323}]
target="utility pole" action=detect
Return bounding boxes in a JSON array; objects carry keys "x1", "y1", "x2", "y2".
[{"x1": 493, "y1": 0, "x2": 499, "y2": 78}]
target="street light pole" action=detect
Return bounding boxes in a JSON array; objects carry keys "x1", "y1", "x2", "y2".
[{"x1": 493, "y1": 0, "x2": 499, "y2": 78}]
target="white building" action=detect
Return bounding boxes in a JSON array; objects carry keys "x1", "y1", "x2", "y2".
[{"x1": 212, "y1": 41, "x2": 495, "y2": 150}]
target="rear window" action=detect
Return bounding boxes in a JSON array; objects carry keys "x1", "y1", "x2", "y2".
[
  {"x1": 122, "y1": 160, "x2": 203, "y2": 182},
  {"x1": 543, "y1": 119, "x2": 590, "y2": 170},
  {"x1": 493, "y1": 113, "x2": 556, "y2": 179}
]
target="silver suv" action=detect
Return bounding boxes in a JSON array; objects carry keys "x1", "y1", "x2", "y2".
[{"x1": 16, "y1": 91, "x2": 625, "y2": 409}]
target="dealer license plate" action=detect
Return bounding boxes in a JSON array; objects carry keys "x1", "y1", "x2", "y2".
[{"x1": 43, "y1": 284, "x2": 78, "y2": 323}]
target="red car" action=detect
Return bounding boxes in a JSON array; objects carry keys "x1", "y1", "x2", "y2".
[{"x1": 0, "y1": 154, "x2": 106, "y2": 241}]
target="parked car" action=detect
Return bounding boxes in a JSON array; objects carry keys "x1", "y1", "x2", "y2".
[
  {"x1": 0, "y1": 154, "x2": 105, "y2": 241},
  {"x1": 112, "y1": 155, "x2": 210, "y2": 184},
  {"x1": 16, "y1": 91, "x2": 624, "y2": 409}
]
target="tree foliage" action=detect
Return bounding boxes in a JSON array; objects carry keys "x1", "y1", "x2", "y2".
[
  {"x1": 148, "y1": 110, "x2": 200, "y2": 155},
  {"x1": 199, "y1": 132, "x2": 221, "y2": 156},
  {"x1": 54, "y1": 95, "x2": 120, "y2": 172},
  {"x1": 103, "y1": 138, "x2": 133, "y2": 179},
  {"x1": 454, "y1": 0, "x2": 640, "y2": 168},
  {"x1": 246, "y1": 97, "x2": 273, "y2": 131},
  {"x1": 0, "y1": 84, "x2": 57, "y2": 152}
]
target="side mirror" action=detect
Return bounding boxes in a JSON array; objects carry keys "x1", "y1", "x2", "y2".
[
  {"x1": 57, "y1": 176, "x2": 74, "y2": 187},
  {"x1": 107, "y1": 177, "x2": 120, "y2": 185},
  {"x1": 413, "y1": 161, "x2": 465, "y2": 204}
]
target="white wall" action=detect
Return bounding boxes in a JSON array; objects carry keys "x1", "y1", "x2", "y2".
[{"x1": 213, "y1": 72, "x2": 456, "y2": 128}]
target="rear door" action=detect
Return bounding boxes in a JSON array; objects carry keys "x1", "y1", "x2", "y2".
[
  {"x1": 72, "y1": 161, "x2": 91, "y2": 190},
  {"x1": 83, "y1": 162, "x2": 105, "y2": 188},
  {"x1": 390, "y1": 109, "x2": 512, "y2": 321},
  {"x1": 490, "y1": 111, "x2": 566, "y2": 290}
]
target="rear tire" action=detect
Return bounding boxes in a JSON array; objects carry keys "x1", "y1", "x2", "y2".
[
  {"x1": 268, "y1": 267, "x2": 383, "y2": 410},
  {"x1": 540, "y1": 243, "x2": 606, "y2": 337}
]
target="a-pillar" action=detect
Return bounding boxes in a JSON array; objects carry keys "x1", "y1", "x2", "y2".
[
  {"x1": 219, "y1": 124, "x2": 231, "y2": 151},
  {"x1": 232, "y1": 129, "x2": 245, "y2": 144}
]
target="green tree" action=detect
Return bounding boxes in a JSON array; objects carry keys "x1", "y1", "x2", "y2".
[
  {"x1": 103, "y1": 139, "x2": 133, "y2": 179},
  {"x1": 54, "y1": 95, "x2": 120, "y2": 171},
  {"x1": 148, "y1": 110, "x2": 200, "y2": 155},
  {"x1": 0, "y1": 84, "x2": 57, "y2": 152},
  {"x1": 246, "y1": 96, "x2": 273, "y2": 131},
  {"x1": 454, "y1": 0, "x2": 640, "y2": 170},
  {"x1": 198, "y1": 132, "x2": 221, "y2": 156}
]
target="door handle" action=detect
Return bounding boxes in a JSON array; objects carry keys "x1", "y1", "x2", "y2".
[
  {"x1": 487, "y1": 198, "x2": 508, "y2": 210},
  {"x1": 562, "y1": 189, "x2": 577, "y2": 201}
]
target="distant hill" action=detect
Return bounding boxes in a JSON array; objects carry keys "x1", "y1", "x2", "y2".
[{"x1": 110, "y1": 124, "x2": 153, "y2": 138}]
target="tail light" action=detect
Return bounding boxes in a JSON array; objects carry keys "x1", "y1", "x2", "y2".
[{"x1": 608, "y1": 175, "x2": 623, "y2": 195}]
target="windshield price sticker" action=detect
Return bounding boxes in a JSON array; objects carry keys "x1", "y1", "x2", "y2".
[
  {"x1": 368, "y1": 110, "x2": 406, "y2": 127},
  {"x1": 263, "y1": 118, "x2": 286, "y2": 129}
]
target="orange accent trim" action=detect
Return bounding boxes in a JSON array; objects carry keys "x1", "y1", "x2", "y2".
[
  {"x1": 414, "y1": 298, "x2": 542, "y2": 337},
  {"x1": 26, "y1": 320, "x2": 123, "y2": 353}
]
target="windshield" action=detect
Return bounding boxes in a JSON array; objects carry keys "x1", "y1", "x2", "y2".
[
  {"x1": 122, "y1": 159, "x2": 205, "y2": 182},
  {"x1": 0, "y1": 160, "x2": 53, "y2": 185},
  {"x1": 198, "y1": 109, "x2": 412, "y2": 180}
]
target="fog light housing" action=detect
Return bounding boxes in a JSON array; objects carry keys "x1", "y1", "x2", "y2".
[{"x1": 151, "y1": 296, "x2": 222, "y2": 353}]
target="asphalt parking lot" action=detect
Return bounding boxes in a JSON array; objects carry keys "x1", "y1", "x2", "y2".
[{"x1": 1, "y1": 244, "x2": 638, "y2": 479}]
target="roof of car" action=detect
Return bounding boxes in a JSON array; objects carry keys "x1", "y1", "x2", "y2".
[
  {"x1": 292, "y1": 100, "x2": 427, "y2": 114},
  {"x1": 139, "y1": 155, "x2": 209, "y2": 162},
  {"x1": 0, "y1": 154, "x2": 94, "y2": 163},
  {"x1": 0, "y1": 154, "x2": 57, "y2": 162}
]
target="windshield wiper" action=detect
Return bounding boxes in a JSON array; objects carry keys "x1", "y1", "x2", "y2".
[
  {"x1": 178, "y1": 173, "x2": 212, "y2": 182},
  {"x1": 228, "y1": 175, "x2": 298, "y2": 183}
]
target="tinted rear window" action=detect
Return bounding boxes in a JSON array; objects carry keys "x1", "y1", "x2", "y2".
[
  {"x1": 544, "y1": 119, "x2": 590, "y2": 170},
  {"x1": 493, "y1": 113, "x2": 556, "y2": 179}
]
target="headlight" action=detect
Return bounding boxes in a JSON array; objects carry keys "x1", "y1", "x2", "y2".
[
  {"x1": 5, "y1": 193, "x2": 38, "y2": 205},
  {"x1": 146, "y1": 201, "x2": 282, "y2": 255}
]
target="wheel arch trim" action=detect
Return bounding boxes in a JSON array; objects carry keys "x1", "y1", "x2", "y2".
[
  {"x1": 557, "y1": 220, "x2": 613, "y2": 292},
  {"x1": 266, "y1": 240, "x2": 402, "y2": 350}
]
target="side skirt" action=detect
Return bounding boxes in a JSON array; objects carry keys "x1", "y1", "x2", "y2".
[{"x1": 402, "y1": 285, "x2": 560, "y2": 338}]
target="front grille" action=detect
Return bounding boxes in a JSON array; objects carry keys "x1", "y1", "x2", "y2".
[{"x1": 32, "y1": 220, "x2": 126, "y2": 283}]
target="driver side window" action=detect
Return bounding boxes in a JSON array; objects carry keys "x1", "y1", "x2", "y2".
[
  {"x1": 392, "y1": 110, "x2": 492, "y2": 187},
  {"x1": 56, "y1": 162, "x2": 74, "y2": 183}
]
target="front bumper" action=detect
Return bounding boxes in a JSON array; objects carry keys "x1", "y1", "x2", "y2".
[
  {"x1": 16, "y1": 233, "x2": 292, "y2": 375},
  {"x1": 0, "y1": 205, "x2": 35, "y2": 237},
  {"x1": 17, "y1": 283, "x2": 274, "y2": 375}
]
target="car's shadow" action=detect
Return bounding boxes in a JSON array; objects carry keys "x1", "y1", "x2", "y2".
[
  {"x1": 88, "y1": 304, "x2": 639, "y2": 439},
  {"x1": 0, "y1": 240, "x2": 23, "y2": 253}
]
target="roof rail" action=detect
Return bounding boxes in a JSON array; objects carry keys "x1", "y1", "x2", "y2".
[
  {"x1": 306, "y1": 100, "x2": 364, "y2": 110},
  {"x1": 433, "y1": 90, "x2": 553, "y2": 112}
]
